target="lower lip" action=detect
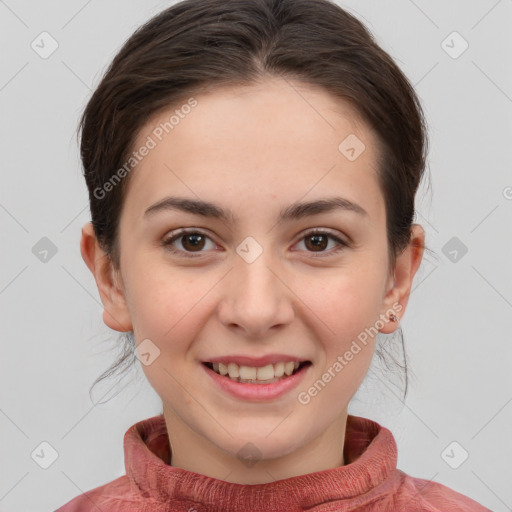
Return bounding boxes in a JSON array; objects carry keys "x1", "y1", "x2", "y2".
[{"x1": 202, "y1": 362, "x2": 311, "y2": 401}]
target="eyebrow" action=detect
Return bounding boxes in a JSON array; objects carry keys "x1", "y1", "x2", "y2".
[{"x1": 143, "y1": 195, "x2": 368, "y2": 224}]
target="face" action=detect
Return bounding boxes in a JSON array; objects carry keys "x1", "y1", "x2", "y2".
[{"x1": 82, "y1": 76, "x2": 424, "y2": 483}]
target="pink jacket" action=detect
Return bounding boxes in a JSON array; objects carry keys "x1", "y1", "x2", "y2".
[{"x1": 56, "y1": 414, "x2": 491, "y2": 511}]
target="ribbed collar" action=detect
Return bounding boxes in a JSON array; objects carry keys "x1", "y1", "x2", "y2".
[{"x1": 124, "y1": 413, "x2": 398, "y2": 509}]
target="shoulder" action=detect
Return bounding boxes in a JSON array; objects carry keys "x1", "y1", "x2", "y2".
[
  {"x1": 54, "y1": 475, "x2": 141, "y2": 511},
  {"x1": 393, "y1": 469, "x2": 491, "y2": 511}
]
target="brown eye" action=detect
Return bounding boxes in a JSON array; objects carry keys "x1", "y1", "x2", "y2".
[
  {"x1": 162, "y1": 229, "x2": 216, "y2": 257},
  {"x1": 181, "y1": 233, "x2": 206, "y2": 251},
  {"x1": 295, "y1": 229, "x2": 349, "y2": 257},
  {"x1": 304, "y1": 233, "x2": 329, "y2": 252}
]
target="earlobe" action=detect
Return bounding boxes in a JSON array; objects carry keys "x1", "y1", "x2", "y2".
[
  {"x1": 80, "y1": 222, "x2": 133, "y2": 333},
  {"x1": 379, "y1": 224, "x2": 425, "y2": 334}
]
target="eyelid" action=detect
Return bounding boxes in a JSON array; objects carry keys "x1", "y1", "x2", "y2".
[
  {"x1": 162, "y1": 227, "x2": 350, "y2": 258},
  {"x1": 298, "y1": 227, "x2": 348, "y2": 243},
  {"x1": 161, "y1": 228, "x2": 218, "y2": 250},
  {"x1": 293, "y1": 227, "x2": 350, "y2": 256}
]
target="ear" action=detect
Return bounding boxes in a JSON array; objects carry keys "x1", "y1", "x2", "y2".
[
  {"x1": 80, "y1": 222, "x2": 133, "y2": 332},
  {"x1": 379, "y1": 223, "x2": 425, "y2": 333}
]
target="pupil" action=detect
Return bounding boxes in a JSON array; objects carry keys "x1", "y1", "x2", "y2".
[
  {"x1": 307, "y1": 234, "x2": 326, "y2": 251},
  {"x1": 184, "y1": 234, "x2": 204, "y2": 251}
]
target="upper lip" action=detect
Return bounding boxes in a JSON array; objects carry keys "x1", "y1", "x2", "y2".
[{"x1": 202, "y1": 354, "x2": 311, "y2": 367}]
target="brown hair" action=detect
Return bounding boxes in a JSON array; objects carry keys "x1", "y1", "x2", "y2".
[{"x1": 78, "y1": 0, "x2": 431, "y2": 403}]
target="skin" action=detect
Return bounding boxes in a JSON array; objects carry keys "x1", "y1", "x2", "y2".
[{"x1": 81, "y1": 77, "x2": 424, "y2": 484}]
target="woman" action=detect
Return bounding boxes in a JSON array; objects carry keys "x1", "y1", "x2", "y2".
[{"x1": 56, "y1": 0, "x2": 490, "y2": 509}]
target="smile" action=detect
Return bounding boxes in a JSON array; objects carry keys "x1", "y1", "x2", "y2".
[
  {"x1": 201, "y1": 361, "x2": 312, "y2": 401},
  {"x1": 203, "y1": 361, "x2": 311, "y2": 383}
]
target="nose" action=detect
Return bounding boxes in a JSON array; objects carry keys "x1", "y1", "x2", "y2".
[{"x1": 216, "y1": 249, "x2": 295, "y2": 338}]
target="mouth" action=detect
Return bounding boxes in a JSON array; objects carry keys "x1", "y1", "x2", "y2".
[{"x1": 201, "y1": 360, "x2": 312, "y2": 384}]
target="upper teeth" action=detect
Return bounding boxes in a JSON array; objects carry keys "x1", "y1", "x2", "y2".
[{"x1": 213, "y1": 361, "x2": 300, "y2": 380}]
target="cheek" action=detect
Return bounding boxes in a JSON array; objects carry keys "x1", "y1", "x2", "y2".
[
  {"x1": 299, "y1": 268, "x2": 384, "y2": 335},
  {"x1": 301, "y1": 277, "x2": 380, "y2": 406},
  {"x1": 126, "y1": 266, "x2": 217, "y2": 350}
]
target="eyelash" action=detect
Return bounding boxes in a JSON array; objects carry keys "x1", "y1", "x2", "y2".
[{"x1": 161, "y1": 228, "x2": 350, "y2": 259}]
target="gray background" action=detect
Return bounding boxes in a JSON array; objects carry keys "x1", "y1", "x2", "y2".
[{"x1": 1, "y1": 0, "x2": 511, "y2": 510}]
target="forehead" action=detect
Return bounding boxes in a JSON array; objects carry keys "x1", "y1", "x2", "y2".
[{"x1": 123, "y1": 78, "x2": 384, "y2": 221}]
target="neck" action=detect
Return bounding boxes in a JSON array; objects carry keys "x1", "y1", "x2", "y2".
[{"x1": 163, "y1": 404, "x2": 347, "y2": 484}]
